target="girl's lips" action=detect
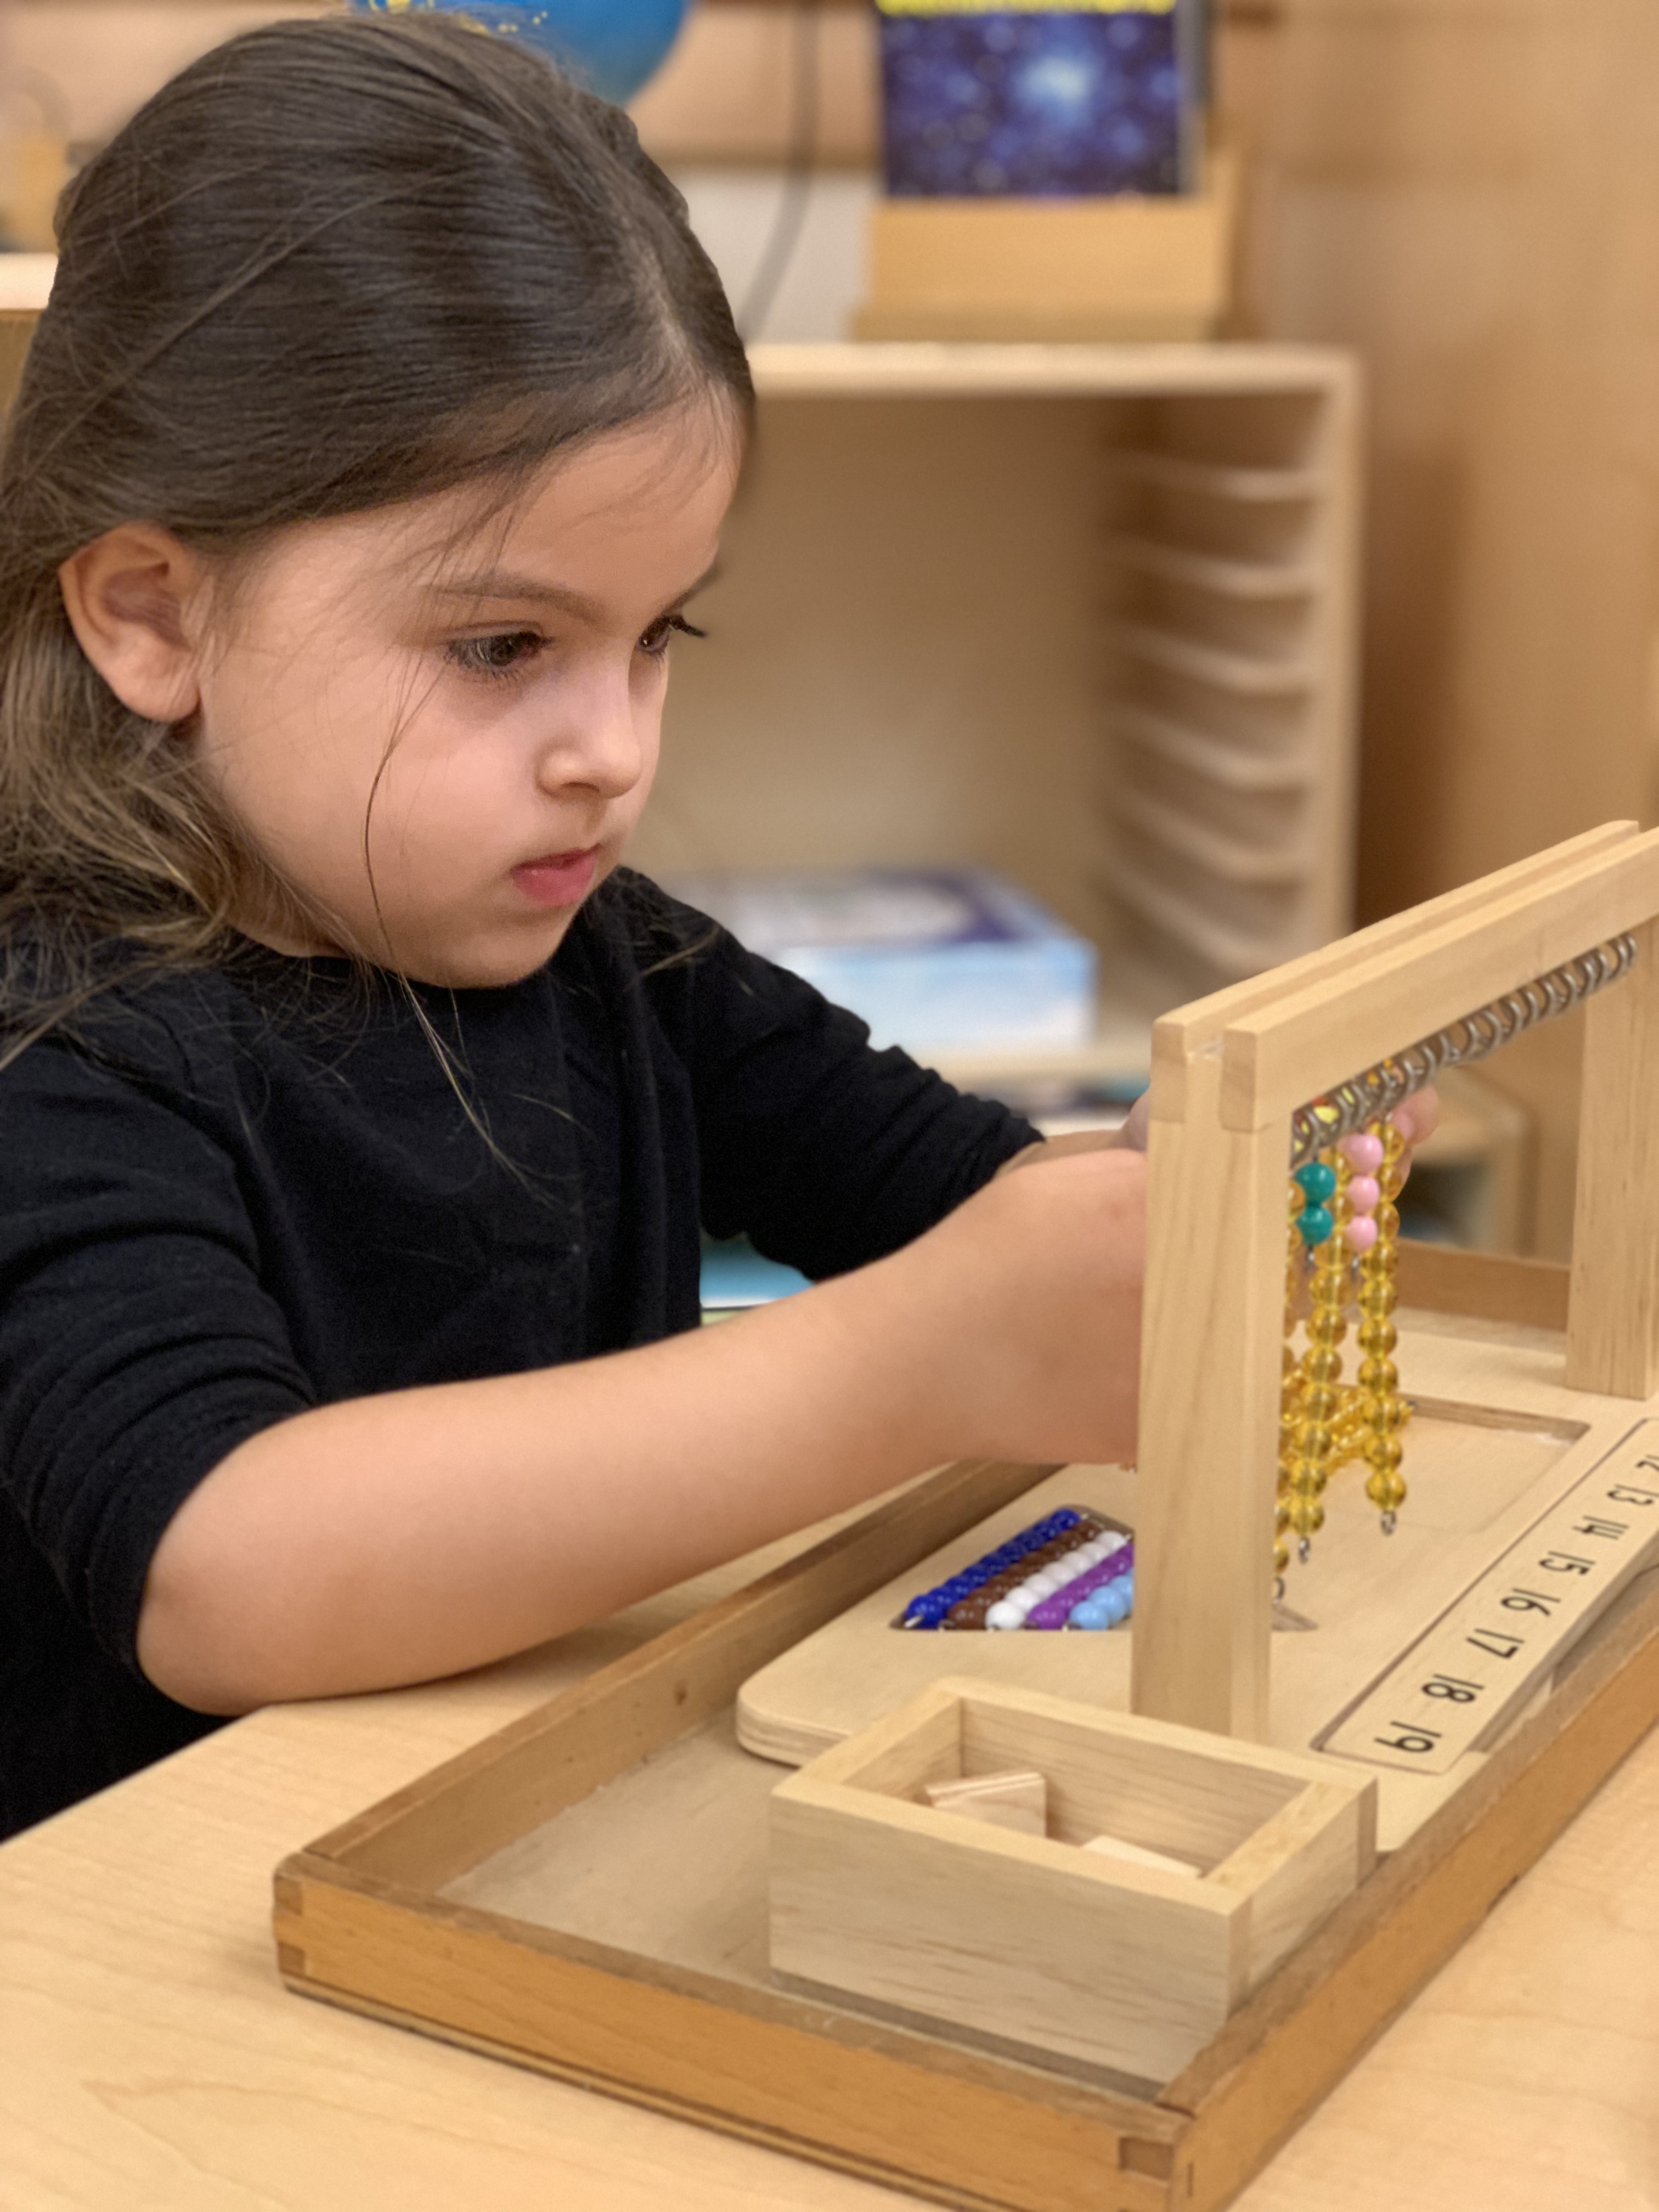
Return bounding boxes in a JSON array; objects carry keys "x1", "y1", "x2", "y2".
[{"x1": 510, "y1": 847, "x2": 599, "y2": 908}]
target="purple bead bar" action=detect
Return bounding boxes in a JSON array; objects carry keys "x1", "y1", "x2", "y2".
[
  {"x1": 1024, "y1": 1539, "x2": 1135, "y2": 1630},
  {"x1": 899, "y1": 1508, "x2": 1096, "y2": 1629}
]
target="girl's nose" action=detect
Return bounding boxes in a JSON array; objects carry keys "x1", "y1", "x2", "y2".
[{"x1": 535, "y1": 678, "x2": 645, "y2": 801}]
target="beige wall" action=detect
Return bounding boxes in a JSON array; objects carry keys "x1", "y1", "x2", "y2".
[
  {"x1": 1, "y1": 0, "x2": 876, "y2": 166},
  {"x1": 2, "y1": 1, "x2": 324, "y2": 147},
  {"x1": 1220, "y1": 0, "x2": 1659, "y2": 1255}
]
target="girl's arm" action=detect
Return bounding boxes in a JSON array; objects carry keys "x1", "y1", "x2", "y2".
[
  {"x1": 997, "y1": 1087, "x2": 1440, "y2": 1172},
  {"x1": 136, "y1": 1144, "x2": 1144, "y2": 1714}
]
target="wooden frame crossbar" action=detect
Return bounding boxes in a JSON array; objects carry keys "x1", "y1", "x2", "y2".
[
  {"x1": 1285, "y1": 933, "x2": 1635, "y2": 1165},
  {"x1": 1131, "y1": 822, "x2": 1659, "y2": 1739}
]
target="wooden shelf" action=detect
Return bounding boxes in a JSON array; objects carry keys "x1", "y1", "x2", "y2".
[
  {"x1": 0, "y1": 254, "x2": 54, "y2": 313},
  {"x1": 1117, "y1": 621, "x2": 1318, "y2": 697},
  {"x1": 746, "y1": 340, "x2": 1356, "y2": 401},
  {"x1": 1108, "y1": 856, "x2": 1293, "y2": 979},
  {"x1": 1114, "y1": 704, "x2": 1314, "y2": 793},
  {"x1": 1106, "y1": 532, "x2": 1318, "y2": 600},
  {"x1": 0, "y1": 296, "x2": 1354, "y2": 401},
  {"x1": 1111, "y1": 786, "x2": 1312, "y2": 885},
  {"x1": 1110, "y1": 448, "x2": 1325, "y2": 502}
]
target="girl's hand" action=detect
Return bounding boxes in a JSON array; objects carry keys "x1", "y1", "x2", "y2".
[
  {"x1": 994, "y1": 1089, "x2": 1149, "y2": 1179},
  {"x1": 968, "y1": 1084, "x2": 1435, "y2": 1442},
  {"x1": 1391, "y1": 1084, "x2": 1439, "y2": 1162}
]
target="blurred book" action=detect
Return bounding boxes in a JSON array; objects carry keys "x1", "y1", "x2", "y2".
[
  {"x1": 667, "y1": 865, "x2": 1098, "y2": 1053},
  {"x1": 875, "y1": 1, "x2": 1193, "y2": 200},
  {"x1": 981, "y1": 1074, "x2": 1142, "y2": 1137},
  {"x1": 700, "y1": 1234, "x2": 810, "y2": 1314}
]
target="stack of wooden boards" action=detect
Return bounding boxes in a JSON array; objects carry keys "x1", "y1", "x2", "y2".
[{"x1": 923, "y1": 1767, "x2": 1204, "y2": 1874}]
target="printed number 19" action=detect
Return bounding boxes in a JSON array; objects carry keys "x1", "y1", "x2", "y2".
[{"x1": 1376, "y1": 1722, "x2": 1442, "y2": 1756}]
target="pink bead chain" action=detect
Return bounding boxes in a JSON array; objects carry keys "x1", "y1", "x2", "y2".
[{"x1": 1339, "y1": 1131, "x2": 1384, "y2": 1250}]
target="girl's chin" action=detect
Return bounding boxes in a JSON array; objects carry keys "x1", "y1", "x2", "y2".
[{"x1": 391, "y1": 906, "x2": 589, "y2": 990}]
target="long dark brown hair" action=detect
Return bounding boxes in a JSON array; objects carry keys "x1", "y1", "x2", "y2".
[{"x1": 0, "y1": 12, "x2": 752, "y2": 1045}]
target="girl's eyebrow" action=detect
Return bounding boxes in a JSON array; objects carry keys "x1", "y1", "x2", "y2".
[{"x1": 430, "y1": 560, "x2": 721, "y2": 617}]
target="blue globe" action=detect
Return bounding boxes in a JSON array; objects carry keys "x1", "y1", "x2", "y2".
[{"x1": 349, "y1": 1, "x2": 691, "y2": 106}]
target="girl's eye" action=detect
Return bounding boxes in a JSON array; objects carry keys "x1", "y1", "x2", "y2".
[
  {"x1": 447, "y1": 629, "x2": 545, "y2": 679},
  {"x1": 638, "y1": 612, "x2": 707, "y2": 660}
]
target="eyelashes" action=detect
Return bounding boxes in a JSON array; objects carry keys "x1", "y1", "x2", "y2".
[
  {"x1": 445, "y1": 613, "x2": 707, "y2": 682},
  {"x1": 638, "y1": 612, "x2": 707, "y2": 659},
  {"x1": 447, "y1": 628, "x2": 544, "y2": 678}
]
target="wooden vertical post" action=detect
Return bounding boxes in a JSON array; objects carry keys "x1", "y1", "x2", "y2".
[
  {"x1": 1131, "y1": 1049, "x2": 1285, "y2": 1741},
  {"x1": 1566, "y1": 913, "x2": 1659, "y2": 1396}
]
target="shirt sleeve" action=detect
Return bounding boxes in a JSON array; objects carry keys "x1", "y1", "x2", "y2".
[
  {"x1": 0, "y1": 1038, "x2": 315, "y2": 1676},
  {"x1": 633, "y1": 880, "x2": 1041, "y2": 1279}
]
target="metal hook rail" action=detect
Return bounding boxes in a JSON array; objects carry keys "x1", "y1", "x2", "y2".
[{"x1": 1288, "y1": 933, "x2": 1639, "y2": 1169}]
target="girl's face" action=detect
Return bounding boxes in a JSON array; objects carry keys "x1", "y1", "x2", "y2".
[{"x1": 193, "y1": 406, "x2": 739, "y2": 986}]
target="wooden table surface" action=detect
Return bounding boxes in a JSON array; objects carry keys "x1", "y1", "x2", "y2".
[{"x1": 4, "y1": 1520, "x2": 1658, "y2": 2212}]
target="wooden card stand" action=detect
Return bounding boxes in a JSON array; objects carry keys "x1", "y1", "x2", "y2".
[{"x1": 275, "y1": 824, "x2": 1659, "y2": 2210}]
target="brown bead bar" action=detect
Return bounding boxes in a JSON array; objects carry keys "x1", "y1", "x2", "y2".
[{"x1": 940, "y1": 1514, "x2": 1111, "y2": 1629}]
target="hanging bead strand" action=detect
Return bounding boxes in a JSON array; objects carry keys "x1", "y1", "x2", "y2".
[
  {"x1": 1277, "y1": 1182, "x2": 1307, "y2": 1588},
  {"x1": 1358, "y1": 1118, "x2": 1410, "y2": 1531},
  {"x1": 1286, "y1": 1150, "x2": 1347, "y2": 1562},
  {"x1": 1330, "y1": 1129, "x2": 1385, "y2": 1468}
]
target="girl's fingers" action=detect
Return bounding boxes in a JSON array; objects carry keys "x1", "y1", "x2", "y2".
[
  {"x1": 1111, "y1": 1092, "x2": 1150, "y2": 1153},
  {"x1": 1390, "y1": 1084, "x2": 1440, "y2": 1148},
  {"x1": 1385, "y1": 1082, "x2": 1440, "y2": 1195}
]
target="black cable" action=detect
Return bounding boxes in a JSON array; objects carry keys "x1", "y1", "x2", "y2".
[
  {"x1": 1184, "y1": 0, "x2": 1212, "y2": 113},
  {"x1": 1177, "y1": 0, "x2": 1211, "y2": 192},
  {"x1": 736, "y1": 0, "x2": 820, "y2": 344}
]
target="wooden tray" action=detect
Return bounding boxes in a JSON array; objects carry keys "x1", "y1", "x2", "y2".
[{"x1": 274, "y1": 1250, "x2": 1659, "y2": 2212}]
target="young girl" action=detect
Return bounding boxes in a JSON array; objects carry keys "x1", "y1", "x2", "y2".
[
  {"x1": 0, "y1": 11, "x2": 1158, "y2": 1838},
  {"x1": 0, "y1": 16, "x2": 1430, "y2": 1841}
]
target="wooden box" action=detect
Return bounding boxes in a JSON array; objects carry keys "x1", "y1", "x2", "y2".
[
  {"x1": 769, "y1": 1679, "x2": 1376, "y2": 2080},
  {"x1": 854, "y1": 154, "x2": 1239, "y2": 344}
]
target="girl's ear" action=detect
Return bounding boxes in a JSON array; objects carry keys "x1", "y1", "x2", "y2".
[{"x1": 58, "y1": 524, "x2": 207, "y2": 723}]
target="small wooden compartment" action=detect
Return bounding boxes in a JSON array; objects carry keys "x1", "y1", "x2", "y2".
[
  {"x1": 854, "y1": 154, "x2": 1240, "y2": 345},
  {"x1": 770, "y1": 1679, "x2": 1376, "y2": 2082}
]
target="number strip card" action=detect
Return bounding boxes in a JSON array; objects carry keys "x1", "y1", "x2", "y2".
[{"x1": 1321, "y1": 1420, "x2": 1659, "y2": 1776}]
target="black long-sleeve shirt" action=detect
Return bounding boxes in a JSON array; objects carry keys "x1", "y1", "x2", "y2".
[{"x1": 0, "y1": 871, "x2": 1034, "y2": 1837}]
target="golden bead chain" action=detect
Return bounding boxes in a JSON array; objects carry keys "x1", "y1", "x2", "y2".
[{"x1": 1277, "y1": 1118, "x2": 1412, "y2": 1584}]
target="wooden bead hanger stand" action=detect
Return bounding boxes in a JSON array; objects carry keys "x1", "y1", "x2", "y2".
[
  {"x1": 1136, "y1": 816, "x2": 1659, "y2": 1739},
  {"x1": 275, "y1": 822, "x2": 1659, "y2": 2212}
]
